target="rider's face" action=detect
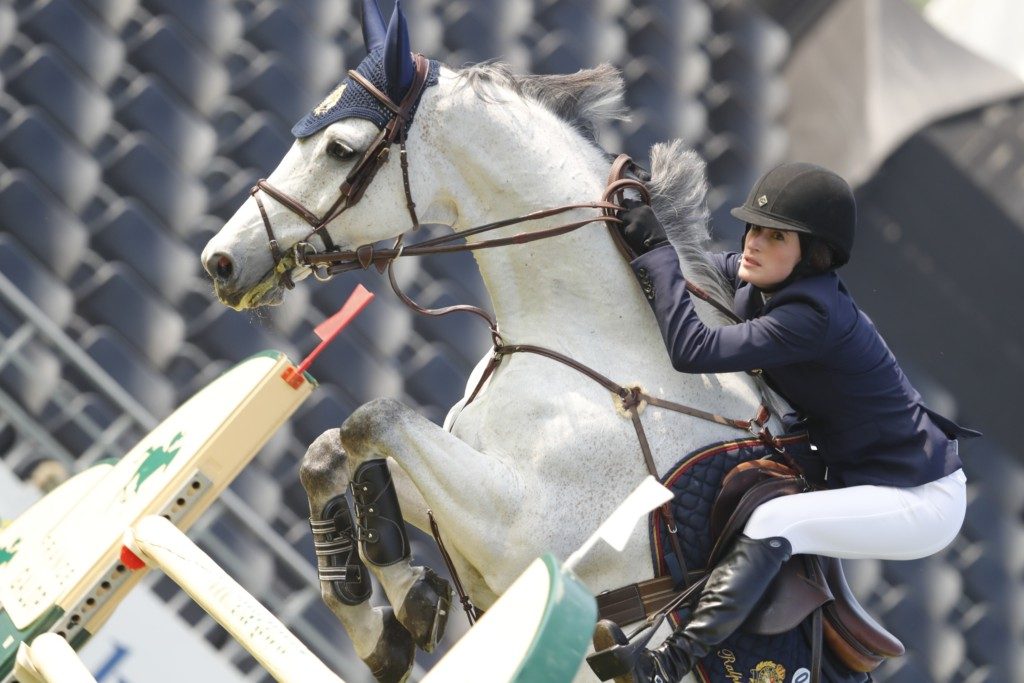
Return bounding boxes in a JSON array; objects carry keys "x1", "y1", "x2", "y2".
[{"x1": 737, "y1": 225, "x2": 802, "y2": 289}]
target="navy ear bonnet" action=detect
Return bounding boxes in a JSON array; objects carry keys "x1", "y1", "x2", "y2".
[{"x1": 291, "y1": 50, "x2": 441, "y2": 139}]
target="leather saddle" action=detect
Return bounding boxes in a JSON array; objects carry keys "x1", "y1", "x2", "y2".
[{"x1": 709, "y1": 459, "x2": 905, "y2": 672}]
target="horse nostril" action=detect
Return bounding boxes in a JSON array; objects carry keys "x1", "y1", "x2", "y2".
[{"x1": 214, "y1": 254, "x2": 233, "y2": 282}]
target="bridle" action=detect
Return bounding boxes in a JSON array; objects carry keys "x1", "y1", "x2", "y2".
[
  {"x1": 254, "y1": 53, "x2": 799, "y2": 623},
  {"x1": 250, "y1": 53, "x2": 433, "y2": 289}
]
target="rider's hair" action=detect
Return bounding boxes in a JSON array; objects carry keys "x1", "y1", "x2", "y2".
[{"x1": 800, "y1": 236, "x2": 836, "y2": 273}]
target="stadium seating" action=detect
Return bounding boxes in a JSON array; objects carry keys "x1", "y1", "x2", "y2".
[
  {"x1": 125, "y1": 16, "x2": 229, "y2": 116},
  {"x1": 217, "y1": 112, "x2": 291, "y2": 179},
  {"x1": 113, "y1": 75, "x2": 217, "y2": 174},
  {"x1": 403, "y1": 344, "x2": 467, "y2": 414},
  {"x1": 187, "y1": 304, "x2": 297, "y2": 364},
  {"x1": 0, "y1": 5, "x2": 15, "y2": 53},
  {"x1": 0, "y1": 236, "x2": 75, "y2": 328},
  {"x1": 243, "y1": 2, "x2": 342, "y2": 96},
  {"x1": 73, "y1": 324, "x2": 175, "y2": 416},
  {"x1": 231, "y1": 54, "x2": 314, "y2": 127},
  {"x1": 3, "y1": 45, "x2": 112, "y2": 149},
  {"x1": 17, "y1": 0, "x2": 125, "y2": 89},
  {"x1": 75, "y1": 262, "x2": 186, "y2": 368},
  {"x1": 47, "y1": 391, "x2": 119, "y2": 457},
  {"x1": 90, "y1": 198, "x2": 199, "y2": 305},
  {"x1": 0, "y1": 170, "x2": 89, "y2": 280},
  {"x1": 0, "y1": 108, "x2": 101, "y2": 213},
  {"x1": 305, "y1": 332, "x2": 403, "y2": 405},
  {"x1": 291, "y1": 386, "x2": 355, "y2": 446},
  {"x1": 0, "y1": 341, "x2": 61, "y2": 419},
  {"x1": 2, "y1": 1, "x2": 1022, "y2": 679},
  {"x1": 140, "y1": 0, "x2": 243, "y2": 58},
  {"x1": 101, "y1": 132, "x2": 208, "y2": 235},
  {"x1": 76, "y1": 0, "x2": 138, "y2": 31}
]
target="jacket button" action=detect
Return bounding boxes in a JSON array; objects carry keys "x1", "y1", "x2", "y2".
[{"x1": 637, "y1": 267, "x2": 648, "y2": 276}]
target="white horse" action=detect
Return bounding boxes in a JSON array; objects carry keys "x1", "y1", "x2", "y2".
[{"x1": 201, "y1": 3, "x2": 783, "y2": 681}]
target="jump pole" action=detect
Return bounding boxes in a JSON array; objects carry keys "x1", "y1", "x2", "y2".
[
  {"x1": 13, "y1": 633, "x2": 97, "y2": 683},
  {"x1": 123, "y1": 515, "x2": 344, "y2": 683}
]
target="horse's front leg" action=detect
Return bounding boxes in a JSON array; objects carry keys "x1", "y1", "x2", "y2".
[
  {"x1": 341, "y1": 397, "x2": 523, "y2": 638},
  {"x1": 300, "y1": 430, "x2": 414, "y2": 683}
]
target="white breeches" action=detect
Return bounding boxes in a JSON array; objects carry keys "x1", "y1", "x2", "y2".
[{"x1": 743, "y1": 469, "x2": 967, "y2": 560}]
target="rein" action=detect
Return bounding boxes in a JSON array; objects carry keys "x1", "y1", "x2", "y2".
[{"x1": 256, "y1": 57, "x2": 792, "y2": 625}]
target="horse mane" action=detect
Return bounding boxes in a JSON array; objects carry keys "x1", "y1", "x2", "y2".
[
  {"x1": 456, "y1": 61, "x2": 629, "y2": 142},
  {"x1": 457, "y1": 64, "x2": 735, "y2": 325},
  {"x1": 649, "y1": 140, "x2": 736, "y2": 327}
]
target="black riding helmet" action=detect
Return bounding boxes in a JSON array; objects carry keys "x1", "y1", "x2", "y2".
[{"x1": 731, "y1": 162, "x2": 856, "y2": 272}]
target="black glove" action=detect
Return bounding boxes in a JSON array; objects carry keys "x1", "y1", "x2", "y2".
[{"x1": 618, "y1": 200, "x2": 668, "y2": 255}]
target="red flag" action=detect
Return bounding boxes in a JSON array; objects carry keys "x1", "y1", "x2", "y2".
[
  {"x1": 284, "y1": 285, "x2": 375, "y2": 387},
  {"x1": 314, "y1": 284, "x2": 375, "y2": 341}
]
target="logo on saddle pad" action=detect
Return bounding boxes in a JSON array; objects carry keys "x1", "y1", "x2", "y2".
[
  {"x1": 717, "y1": 649, "x2": 787, "y2": 683},
  {"x1": 126, "y1": 432, "x2": 184, "y2": 494},
  {"x1": 751, "y1": 659, "x2": 787, "y2": 683}
]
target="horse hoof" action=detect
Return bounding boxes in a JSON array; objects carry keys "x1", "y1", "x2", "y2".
[
  {"x1": 398, "y1": 566, "x2": 452, "y2": 653},
  {"x1": 365, "y1": 607, "x2": 415, "y2": 683}
]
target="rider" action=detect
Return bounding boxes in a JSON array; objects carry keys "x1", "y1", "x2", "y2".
[{"x1": 594, "y1": 162, "x2": 978, "y2": 683}]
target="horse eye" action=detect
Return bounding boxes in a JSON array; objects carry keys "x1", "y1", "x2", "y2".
[{"x1": 326, "y1": 140, "x2": 355, "y2": 160}]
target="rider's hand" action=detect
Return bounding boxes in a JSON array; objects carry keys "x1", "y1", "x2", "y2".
[{"x1": 618, "y1": 200, "x2": 668, "y2": 255}]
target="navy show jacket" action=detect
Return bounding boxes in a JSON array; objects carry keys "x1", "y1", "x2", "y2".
[{"x1": 632, "y1": 246, "x2": 977, "y2": 488}]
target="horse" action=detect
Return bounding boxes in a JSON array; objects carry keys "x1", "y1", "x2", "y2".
[{"x1": 200, "y1": 2, "x2": 785, "y2": 680}]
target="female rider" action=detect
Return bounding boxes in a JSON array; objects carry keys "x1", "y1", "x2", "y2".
[{"x1": 592, "y1": 162, "x2": 977, "y2": 683}]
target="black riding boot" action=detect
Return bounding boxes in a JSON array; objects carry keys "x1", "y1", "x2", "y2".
[
  {"x1": 350, "y1": 459, "x2": 410, "y2": 566},
  {"x1": 590, "y1": 534, "x2": 792, "y2": 683}
]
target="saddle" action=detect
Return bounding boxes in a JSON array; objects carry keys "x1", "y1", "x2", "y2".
[
  {"x1": 708, "y1": 459, "x2": 905, "y2": 673},
  {"x1": 595, "y1": 457, "x2": 904, "y2": 676}
]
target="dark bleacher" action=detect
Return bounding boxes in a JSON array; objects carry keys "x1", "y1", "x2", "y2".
[
  {"x1": 2, "y1": 1, "x2": 1022, "y2": 680},
  {"x1": 124, "y1": 16, "x2": 229, "y2": 116},
  {"x1": 101, "y1": 132, "x2": 208, "y2": 234},
  {"x1": 112, "y1": 75, "x2": 217, "y2": 174},
  {"x1": 75, "y1": 262, "x2": 185, "y2": 368},
  {"x1": 4, "y1": 45, "x2": 113, "y2": 148},
  {"x1": 0, "y1": 170, "x2": 89, "y2": 279},
  {"x1": 0, "y1": 108, "x2": 101, "y2": 212},
  {"x1": 90, "y1": 198, "x2": 199, "y2": 304},
  {"x1": 0, "y1": 235, "x2": 74, "y2": 327},
  {"x1": 73, "y1": 324, "x2": 176, "y2": 416},
  {"x1": 17, "y1": 0, "x2": 125, "y2": 88}
]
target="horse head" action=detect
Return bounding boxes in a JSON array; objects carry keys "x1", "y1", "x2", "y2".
[
  {"x1": 202, "y1": 0, "x2": 732, "y2": 329},
  {"x1": 202, "y1": 0, "x2": 449, "y2": 310}
]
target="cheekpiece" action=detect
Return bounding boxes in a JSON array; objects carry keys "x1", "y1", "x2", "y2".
[{"x1": 291, "y1": 49, "x2": 441, "y2": 138}]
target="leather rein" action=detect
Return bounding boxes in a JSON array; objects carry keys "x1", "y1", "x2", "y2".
[{"x1": 254, "y1": 55, "x2": 791, "y2": 625}]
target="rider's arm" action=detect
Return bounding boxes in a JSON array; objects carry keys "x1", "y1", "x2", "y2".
[{"x1": 632, "y1": 246, "x2": 828, "y2": 373}]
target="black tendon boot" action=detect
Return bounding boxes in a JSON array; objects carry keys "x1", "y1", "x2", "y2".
[
  {"x1": 590, "y1": 535, "x2": 792, "y2": 683},
  {"x1": 351, "y1": 459, "x2": 452, "y2": 652},
  {"x1": 350, "y1": 459, "x2": 411, "y2": 566},
  {"x1": 310, "y1": 495, "x2": 372, "y2": 605}
]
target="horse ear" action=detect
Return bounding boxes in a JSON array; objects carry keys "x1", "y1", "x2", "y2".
[
  {"x1": 361, "y1": 0, "x2": 387, "y2": 53},
  {"x1": 384, "y1": 0, "x2": 415, "y2": 102}
]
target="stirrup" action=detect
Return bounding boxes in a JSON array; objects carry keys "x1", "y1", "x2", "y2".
[
  {"x1": 588, "y1": 573, "x2": 710, "y2": 680},
  {"x1": 587, "y1": 620, "x2": 659, "y2": 680}
]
